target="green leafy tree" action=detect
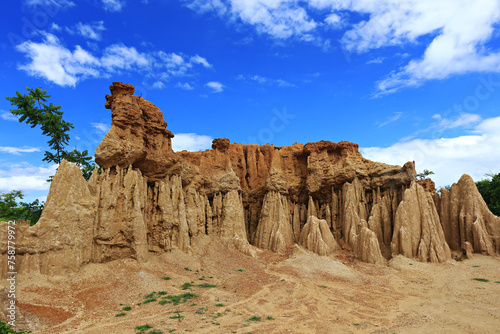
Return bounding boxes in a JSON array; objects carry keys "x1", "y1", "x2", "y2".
[
  {"x1": 417, "y1": 169, "x2": 435, "y2": 181},
  {"x1": 0, "y1": 190, "x2": 24, "y2": 220},
  {"x1": 5, "y1": 87, "x2": 96, "y2": 180},
  {"x1": 476, "y1": 172, "x2": 500, "y2": 216},
  {"x1": 0, "y1": 190, "x2": 43, "y2": 225}
]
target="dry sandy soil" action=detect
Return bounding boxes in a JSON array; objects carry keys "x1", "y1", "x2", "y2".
[{"x1": 2, "y1": 235, "x2": 500, "y2": 334}]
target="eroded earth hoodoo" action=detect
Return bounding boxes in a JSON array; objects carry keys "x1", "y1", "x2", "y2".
[{"x1": 1, "y1": 82, "x2": 499, "y2": 278}]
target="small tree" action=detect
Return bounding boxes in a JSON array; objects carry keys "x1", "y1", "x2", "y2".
[
  {"x1": 5, "y1": 87, "x2": 96, "y2": 180},
  {"x1": 476, "y1": 172, "x2": 500, "y2": 216},
  {"x1": 417, "y1": 169, "x2": 434, "y2": 181},
  {"x1": 0, "y1": 190, "x2": 43, "y2": 225}
]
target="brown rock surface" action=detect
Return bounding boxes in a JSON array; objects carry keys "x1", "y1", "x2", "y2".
[
  {"x1": 436, "y1": 174, "x2": 500, "y2": 255},
  {"x1": 2, "y1": 82, "x2": 500, "y2": 280},
  {"x1": 417, "y1": 178, "x2": 436, "y2": 192},
  {"x1": 95, "y1": 82, "x2": 175, "y2": 181},
  {"x1": 299, "y1": 215, "x2": 338, "y2": 256},
  {"x1": 0, "y1": 160, "x2": 94, "y2": 278},
  {"x1": 392, "y1": 182, "x2": 451, "y2": 263}
]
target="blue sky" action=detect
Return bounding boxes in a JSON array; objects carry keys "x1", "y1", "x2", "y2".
[{"x1": 1, "y1": 0, "x2": 500, "y2": 203}]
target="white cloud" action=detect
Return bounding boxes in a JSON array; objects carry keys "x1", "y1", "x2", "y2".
[
  {"x1": 102, "y1": 0, "x2": 125, "y2": 12},
  {"x1": 206, "y1": 81, "x2": 224, "y2": 93},
  {"x1": 239, "y1": 74, "x2": 295, "y2": 87},
  {"x1": 432, "y1": 113, "x2": 482, "y2": 130},
  {"x1": 0, "y1": 163, "x2": 58, "y2": 193},
  {"x1": 91, "y1": 122, "x2": 110, "y2": 134},
  {"x1": 361, "y1": 116, "x2": 500, "y2": 188},
  {"x1": 324, "y1": 13, "x2": 345, "y2": 29},
  {"x1": 366, "y1": 57, "x2": 385, "y2": 64},
  {"x1": 336, "y1": 0, "x2": 500, "y2": 93},
  {"x1": 51, "y1": 23, "x2": 62, "y2": 31},
  {"x1": 152, "y1": 81, "x2": 165, "y2": 89},
  {"x1": 0, "y1": 146, "x2": 40, "y2": 155},
  {"x1": 177, "y1": 82, "x2": 194, "y2": 90},
  {"x1": 15, "y1": 33, "x2": 212, "y2": 87},
  {"x1": 101, "y1": 44, "x2": 150, "y2": 70},
  {"x1": 0, "y1": 110, "x2": 18, "y2": 122},
  {"x1": 172, "y1": 133, "x2": 213, "y2": 152},
  {"x1": 185, "y1": 0, "x2": 500, "y2": 93},
  {"x1": 16, "y1": 33, "x2": 100, "y2": 86},
  {"x1": 186, "y1": 0, "x2": 317, "y2": 39},
  {"x1": 25, "y1": 0, "x2": 75, "y2": 7},
  {"x1": 68, "y1": 21, "x2": 106, "y2": 41},
  {"x1": 377, "y1": 111, "x2": 402, "y2": 127},
  {"x1": 190, "y1": 55, "x2": 212, "y2": 68}
]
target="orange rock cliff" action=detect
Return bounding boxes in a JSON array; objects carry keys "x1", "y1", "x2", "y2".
[{"x1": 1, "y1": 82, "x2": 499, "y2": 278}]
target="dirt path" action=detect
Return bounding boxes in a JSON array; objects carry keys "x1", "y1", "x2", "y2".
[{"x1": 2, "y1": 236, "x2": 499, "y2": 333}]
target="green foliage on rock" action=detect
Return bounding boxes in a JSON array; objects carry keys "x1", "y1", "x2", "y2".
[
  {"x1": 417, "y1": 169, "x2": 434, "y2": 181},
  {"x1": 476, "y1": 172, "x2": 500, "y2": 216}
]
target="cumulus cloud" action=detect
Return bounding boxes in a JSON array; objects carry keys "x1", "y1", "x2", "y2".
[
  {"x1": 0, "y1": 163, "x2": 58, "y2": 193},
  {"x1": 0, "y1": 110, "x2": 18, "y2": 122},
  {"x1": 177, "y1": 82, "x2": 194, "y2": 90},
  {"x1": 190, "y1": 55, "x2": 212, "y2": 68},
  {"x1": 15, "y1": 33, "x2": 212, "y2": 87},
  {"x1": 67, "y1": 21, "x2": 106, "y2": 41},
  {"x1": 360, "y1": 116, "x2": 500, "y2": 188},
  {"x1": 0, "y1": 146, "x2": 40, "y2": 155},
  {"x1": 102, "y1": 0, "x2": 125, "y2": 12},
  {"x1": 171, "y1": 133, "x2": 213, "y2": 152},
  {"x1": 16, "y1": 33, "x2": 100, "y2": 86},
  {"x1": 186, "y1": 0, "x2": 317, "y2": 39},
  {"x1": 206, "y1": 81, "x2": 224, "y2": 93},
  {"x1": 184, "y1": 0, "x2": 500, "y2": 93}
]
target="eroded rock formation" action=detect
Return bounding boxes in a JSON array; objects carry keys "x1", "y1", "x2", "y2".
[{"x1": 2, "y1": 82, "x2": 499, "y2": 278}]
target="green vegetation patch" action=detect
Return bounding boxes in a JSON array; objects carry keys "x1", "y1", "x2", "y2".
[
  {"x1": 246, "y1": 316, "x2": 262, "y2": 322},
  {"x1": 0, "y1": 320, "x2": 32, "y2": 333},
  {"x1": 472, "y1": 278, "x2": 490, "y2": 282},
  {"x1": 162, "y1": 293, "x2": 198, "y2": 306},
  {"x1": 182, "y1": 282, "x2": 217, "y2": 290},
  {"x1": 115, "y1": 312, "x2": 126, "y2": 317},
  {"x1": 143, "y1": 297, "x2": 157, "y2": 304},
  {"x1": 135, "y1": 324, "x2": 153, "y2": 331}
]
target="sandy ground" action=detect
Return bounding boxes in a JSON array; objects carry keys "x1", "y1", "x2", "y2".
[{"x1": 2, "y1": 235, "x2": 500, "y2": 334}]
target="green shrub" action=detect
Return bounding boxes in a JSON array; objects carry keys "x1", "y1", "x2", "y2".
[
  {"x1": 135, "y1": 324, "x2": 153, "y2": 331},
  {"x1": 0, "y1": 320, "x2": 32, "y2": 333}
]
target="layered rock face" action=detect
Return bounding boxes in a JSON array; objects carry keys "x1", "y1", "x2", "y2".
[{"x1": 2, "y1": 82, "x2": 499, "y2": 278}]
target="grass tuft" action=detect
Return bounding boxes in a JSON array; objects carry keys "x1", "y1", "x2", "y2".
[{"x1": 472, "y1": 278, "x2": 490, "y2": 282}]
